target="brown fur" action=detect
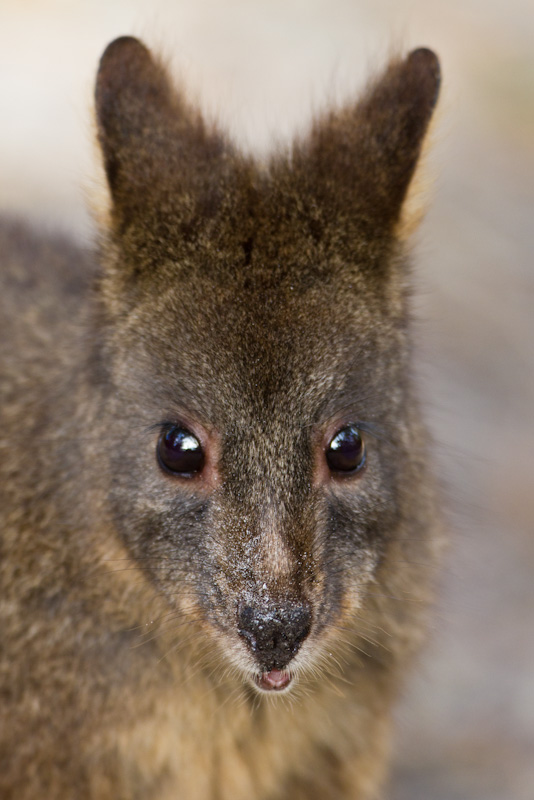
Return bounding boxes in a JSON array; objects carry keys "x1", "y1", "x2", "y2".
[{"x1": 0, "y1": 38, "x2": 442, "y2": 799}]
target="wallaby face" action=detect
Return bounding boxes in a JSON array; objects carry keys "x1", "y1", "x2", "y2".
[
  {"x1": 93, "y1": 38, "x2": 440, "y2": 692},
  {"x1": 0, "y1": 36, "x2": 442, "y2": 799}
]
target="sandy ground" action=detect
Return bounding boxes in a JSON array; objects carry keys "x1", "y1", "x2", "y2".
[{"x1": 1, "y1": 1, "x2": 533, "y2": 798}]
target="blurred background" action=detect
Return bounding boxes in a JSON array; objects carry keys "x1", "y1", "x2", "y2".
[{"x1": 1, "y1": 1, "x2": 532, "y2": 798}]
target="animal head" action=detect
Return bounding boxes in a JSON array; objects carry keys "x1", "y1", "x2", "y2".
[{"x1": 92, "y1": 37, "x2": 440, "y2": 692}]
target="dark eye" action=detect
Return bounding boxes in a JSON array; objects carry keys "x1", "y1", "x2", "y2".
[
  {"x1": 325, "y1": 425, "x2": 366, "y2": 474},
  {"x1": 157, "y1": 425, "x2": 205, "y2": 476}
]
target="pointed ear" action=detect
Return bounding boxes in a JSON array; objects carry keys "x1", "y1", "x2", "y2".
[
  {"x1": 95, "y1": 36, "x2": 224, "y2": 229},
  {"x1": 95, "y1": 37, "x2": 173, "y2": 201},
  {"x1": 303, "y1": 48, "x2": 441, "y2": 235}
]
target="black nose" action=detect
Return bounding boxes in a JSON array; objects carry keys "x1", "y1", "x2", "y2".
[{"x1": 237, "y1": 601, "x2": 311, "y2": 671}]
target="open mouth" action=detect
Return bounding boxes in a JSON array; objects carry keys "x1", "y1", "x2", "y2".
[{"x1": 254, "y1": 669, "x2": 293, "y2": 692}]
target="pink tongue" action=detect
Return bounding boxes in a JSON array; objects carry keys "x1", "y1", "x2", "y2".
[{"x1": 257, "y1": 670, "x2": 292, "y2": 691}]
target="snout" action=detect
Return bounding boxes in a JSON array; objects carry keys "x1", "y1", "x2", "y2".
[{"x1": 237, "y1": 599, "x2": 311, "y2": 690}]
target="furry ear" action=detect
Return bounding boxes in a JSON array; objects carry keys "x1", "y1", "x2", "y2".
[
  {"x1": 95, "y1": 37, "x2": 173, "y2": 197},
  {"x1": 300, "y1": 48, "x2": 440, "y2": 237},
  {"x1": 95, "y1": 37, "x2": 226, "y2": 230}
]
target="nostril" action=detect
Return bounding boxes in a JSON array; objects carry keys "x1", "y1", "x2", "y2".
[
  {"x1": 237, "y1": 601, "x2": 311, "y2": 670},
  {"x1": 287, "y1": 605, "x2": 312, "y2": 645}
]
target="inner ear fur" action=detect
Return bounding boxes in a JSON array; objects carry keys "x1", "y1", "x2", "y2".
[
  {"x1": 297, "y1": 48, "x2": 441, "y2": 237},
  {"x1": 95, "y1": 36, "x2": 226, "y2": 228}
]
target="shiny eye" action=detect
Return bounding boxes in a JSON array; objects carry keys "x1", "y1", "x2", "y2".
[
  {"x1": 325, "y1": 425, "x2": 366, "y2": 474},
  {"x1": 157, "y1": 425, "x2": 205, "y2": 476}
]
